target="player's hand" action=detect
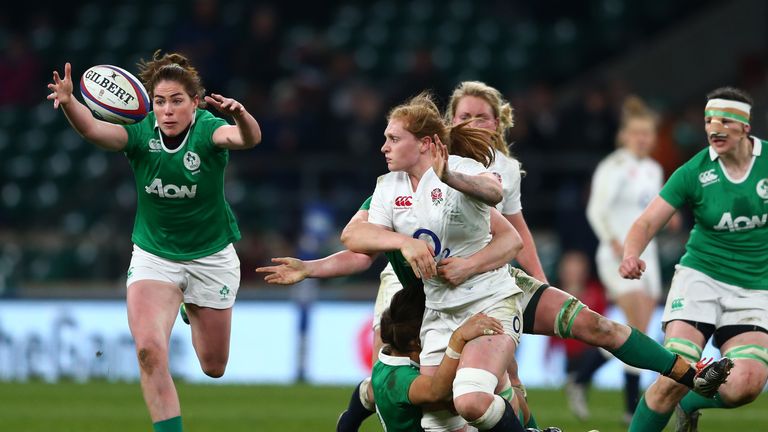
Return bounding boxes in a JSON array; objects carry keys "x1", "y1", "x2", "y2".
[
  {"x1": 619, "y1": 256, "x2": 646, "y2": 279},
  {"x1": 437, "y1": 257, "x2": 473, "y2": 287},
  {"x1": 431, "y1": 134, "x2": 450, "y2": 181},
  {"x1": 455, "y1": 313, "x2": 503, "y2": 342},
  {"x1": 205, "y1": 93, "x2": 246, "y2": 117},
  {"x1": 47, "y1": 62, "x2": 73, "y2": 109},
  {"x1": 255, "y1": 257, "x2": 309, "y2": 285},
  {"x1": 401, "y1": 238, "x2": 437, "y2": 280}
]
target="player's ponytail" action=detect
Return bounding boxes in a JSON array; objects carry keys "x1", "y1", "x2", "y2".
[
  {"x1": 448, "y1": 121, "x2": 496, "y2": 168},
  {"x1": 137, "y1": 50, "x2": 207, "y2": 107}
]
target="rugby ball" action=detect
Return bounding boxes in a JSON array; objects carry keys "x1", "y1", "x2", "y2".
[{"x1": 80, "y1": 65, "x2": 150, "y2": 125}]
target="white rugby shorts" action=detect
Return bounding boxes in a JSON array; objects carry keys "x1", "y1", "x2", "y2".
[
  {"x1": 662, "y1": 265, "x2": 768, "y2": 331},
  {"x1": 126, "y1": 243, "x2": 240, "y2": 309},
  {"x1": 419, "y1": 293, "x2": 523, "y2": 367}
]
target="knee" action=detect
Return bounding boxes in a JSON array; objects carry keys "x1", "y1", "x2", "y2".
[
  {"x1": 453, "y1": 368, "x2": 499, "y2": 421},
  {"x1": 199, "y1": 354, "x2": 228, "y2": 378},
  {"x1": 201, "y1": 360, "x2": 227, "y2": 378},
  {"x1": 136, "y1": 342, "x2": 167, "y2": 375},
  {"x1": 573, "y1": 311, "x2": 619, "y2": 347},
  {"x1": 453, "y1": 394, "x2": 493, "y2": 422},
  {"x1": 721, "y1": 367, "x2": 766, "y2": 406}
]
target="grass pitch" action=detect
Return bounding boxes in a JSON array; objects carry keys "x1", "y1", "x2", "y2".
[{"x1": 0, "y1": 382, "x2": 766, "y2": 431}]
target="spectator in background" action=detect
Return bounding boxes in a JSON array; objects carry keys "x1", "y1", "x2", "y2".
[
  {"x1": 232, "y1": 4, "x2": 281, "y2": 85},
  {"x1": 0, "y1": 32, "x2": 41, "y2": 107},
  {"x1": 558, "y1": 83, "x2": 618, "y2": 155},
  {"x1": 169, "y1": 0, "x2": 232, "y2": 93}
]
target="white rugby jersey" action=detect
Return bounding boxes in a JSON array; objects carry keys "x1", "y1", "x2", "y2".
[
  {"x1": 488, "y1": 149, "x2": 522, "y2": 215},
  {"x1": 369, "y1": 155, "x2": 521, "y2": 310},
  {"x1": 587, "y1": 148, "x2": 663, "y2": 247}
]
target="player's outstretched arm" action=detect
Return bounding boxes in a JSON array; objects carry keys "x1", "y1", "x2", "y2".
[
  {"x1": 208, "y1": 93, "x2": 262, "y2": 149},
  {"x1": 408, "y1": 313, "x2": 503, "y2": 404},
  {"x1": 256, "y1": 250, "x2": 376, "y2": 284},
  {"x1": 47, "y1": 62, "x2": 128, "y2": 151},
  {"x1": 621, "y1": 196, "x2": 676, "y2": 279},
  {"x1": 438, "y1": 209, "x2": 522, "y2": 286}
]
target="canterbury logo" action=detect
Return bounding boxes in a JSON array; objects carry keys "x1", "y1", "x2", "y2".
[
  {"x1": 394, "y1": 196, "x2": 412, "y2": 207},
  {"x1": 698, "y1": 169, "x2": 719, "y2": 186}
]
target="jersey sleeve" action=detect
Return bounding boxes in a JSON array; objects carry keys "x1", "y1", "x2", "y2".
[
  {"x1": 122, "y1": 118, "x2": 147, "y2": 159},
  {"x1": 359, "y1": 196, "x2": 373, "y2": 211},
  {"x1": 499, "y1": 158, "x2": 522, "y2": 215},
  {"x1": 368, "y1": 176, "x2": 393, "y2": 228},
  {"x1": 399, "y1": 367, "x2": 421, "y2": 405},
  {"x1": 658, "y1": 164, "x2": 691, "y2": 209},
  {"x1": 586, "y1": 159, "x2": 622, "y2": 243},
  {"x1": 196, "y1": 110, "x2": 230, "y2": 150}
]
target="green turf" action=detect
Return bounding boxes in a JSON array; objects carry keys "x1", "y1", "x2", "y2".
[{"x1": 0, "y1": 382, "x2": 765, "y2": 431}]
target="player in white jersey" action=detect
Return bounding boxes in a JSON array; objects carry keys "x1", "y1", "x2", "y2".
[
  {"x1": 444, "y1": 81, "x2": 731, "y2": 429},
  {"x1": 342, "y1": 93, "x2": 527, "y2": 431},
  {"x1": 47, "y1": 52, "x2": 261, "y2": 432},
  {"x1": 584, "y1": 96, "x2": 671, "y2": 421}
]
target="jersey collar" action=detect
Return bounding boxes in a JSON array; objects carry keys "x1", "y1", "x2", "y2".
[
  {"x1": 709, "y1": 136, "x2": 762, "y2": 160},
  {"x1": 153, "y1": 111, "x2": 198, "y2": 154},
  {"x1": 378, "y1": 347, "x2": 420, "y2": 368}
]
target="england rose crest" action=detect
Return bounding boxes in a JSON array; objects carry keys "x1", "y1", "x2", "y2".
[{"x1": 431, "y1": 188, "x2": 443, "y2": 205}]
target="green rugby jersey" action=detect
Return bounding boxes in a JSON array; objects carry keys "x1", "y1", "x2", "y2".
[
  {"x1": 360, "y1": 196, "x2": 423, "y2": 290},
  {"x1": 659, "y1": 137, "x2": 768, "y2": 289},
  {"x1": 371, "y1": 349, "x2": 424, "y2": 432},
  {"x1": 122, "y1": 109, "x2": 241, "y2": 260}
]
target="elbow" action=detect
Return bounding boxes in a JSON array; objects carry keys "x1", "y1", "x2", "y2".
[
  {"x1": 243, "y1": 135, "x2": 262, "y2": 149},
  {"x1": 489, "y1": 190, "x2": 503, "y2": 207},
  {"x1": 340, "y1": 226, "x2": 355, "y2": 250},
  {"x1": 484, "y1": 186, "x2": 503, "y2": 207},
  {"x1": 509, "y1": 233, "x2": 523, "y2": 260}
]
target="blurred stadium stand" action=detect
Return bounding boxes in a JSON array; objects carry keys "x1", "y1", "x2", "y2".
[{"x1": 0, "y1": 0, "x2": 766, "y2": 298}]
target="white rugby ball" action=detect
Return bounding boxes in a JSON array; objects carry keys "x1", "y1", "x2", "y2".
[{"x1": 80, "y1": 65, "x2": 150, "y2": 125}]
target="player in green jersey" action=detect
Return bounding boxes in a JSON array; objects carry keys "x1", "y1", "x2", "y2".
[
  {"x1": 47, "y1": 51, "x2": 261, "y2": 432},
  {"x1": 373, "y1": 286, "x2": 505, "y2": 432},
  {"x1": 621, "y1": 87, "x2": 766, "y2": 432}
]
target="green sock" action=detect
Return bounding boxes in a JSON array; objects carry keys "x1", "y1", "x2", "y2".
[
  {"x1": 629, "y1": 396, "x2": 672, "y2": 432},
  {"x1": 153, "y1": 416, "x2": 183, "y2": 432},
  {"x1": 610, "y1": 327, "x2": 676, "y2": 374},
  {"x1": 680, "y1": 391, "x2": 728, "y2": 413},
  {"x1": 525, "y1": 412, "x2": 538, "y2": 429}
]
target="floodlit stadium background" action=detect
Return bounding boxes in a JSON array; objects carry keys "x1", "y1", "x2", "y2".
[{"x1": 1, "y1": 0, "x2": 767, "y2": 399}]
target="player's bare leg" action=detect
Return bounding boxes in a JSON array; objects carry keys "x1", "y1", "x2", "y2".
[
  {"x1": 675, "y1": 331, "x2": 768, "y2": 431},
  {"x1": 184, "y1": 304, "x2": 232, "y2": 377},
  {"x1": 127, "y1": 280, "x2": 184, "y2": 429}
]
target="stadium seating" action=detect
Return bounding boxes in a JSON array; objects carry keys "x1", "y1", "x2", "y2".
[{"x1": 2, "y1": 0, "x2": 713, "y2": 286}]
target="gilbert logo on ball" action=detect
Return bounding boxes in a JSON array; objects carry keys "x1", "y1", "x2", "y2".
[{"x1": 80, "y1": 65, "x2": 150, "y2": 125}]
